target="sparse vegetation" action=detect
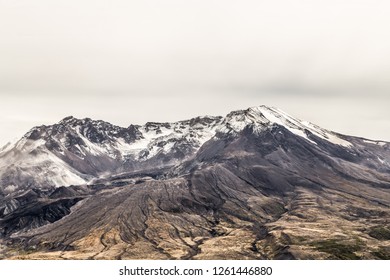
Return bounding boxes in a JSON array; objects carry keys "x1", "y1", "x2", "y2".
[
  {"x1": 371, "y1": 247, "x2": 390, "y2": 260},
  {"x1": 368, "y1": 226, "x2": 390, "y2": 240},
  {"x1": 310, "y1": 239, "x2": 362, "y2": 260},
  {"x1": 262, "y1": 202, "x2": 286, "y2": 217}
]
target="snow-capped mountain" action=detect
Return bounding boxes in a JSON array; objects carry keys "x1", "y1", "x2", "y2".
[
  {"x1": 0, "y1": 105, "x2": 388, "y2": 194},
  {"x1": 219, "y1": 106, "x2": 353, "y2": 147},
  {"x1": 1, "y1": 105, "x2": 390, "y2": 260},
  {"x1": 0, "y1": 113, "x2": 222, "y2": 191}
]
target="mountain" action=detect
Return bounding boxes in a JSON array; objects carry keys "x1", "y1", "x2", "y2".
[
  {"x1": 0, "y1": 114, "x2": 222, "y2": 191},
  {"x1": 0, "y1": 105, "x2": 390, "y2": 260}
]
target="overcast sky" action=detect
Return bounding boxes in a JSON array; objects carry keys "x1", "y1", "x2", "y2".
[{"x1": 1, "y1": 0, "x2": 389, "y2": 145}]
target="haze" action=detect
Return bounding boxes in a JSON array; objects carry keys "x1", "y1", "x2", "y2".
[{"x1": 1, "y1": 0, "x2": 389, "y2": 145}]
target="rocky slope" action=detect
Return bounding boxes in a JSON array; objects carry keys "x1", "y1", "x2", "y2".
[{"x1": 0, "y1": 106, "x2": 389, "y2": 259}]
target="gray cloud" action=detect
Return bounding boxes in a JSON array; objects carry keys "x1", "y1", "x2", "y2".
[{"x1": 0, "y1": 0, "x2": 389, "y2": 143}]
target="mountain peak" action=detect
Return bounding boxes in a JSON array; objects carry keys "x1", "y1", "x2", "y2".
[
  {"x1": 218, "y1": 105, "x2": 354, "y2": 147},
  {"x1": 221, "y1": 105, "x2": 275, "y2": 133},
  {"x1": 61, "y1": 115, "x2": 77, "y2": 122},
  {"x1": 59, "y1": 116, "x2": 97, "y2": 127},
  {"x1": 224, "y1": 105, "x2": 275, "y2": 119}
]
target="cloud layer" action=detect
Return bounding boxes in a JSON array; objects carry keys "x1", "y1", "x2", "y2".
[{"x1": 0, "y1": 1, "x2": 389, "y2": 143}]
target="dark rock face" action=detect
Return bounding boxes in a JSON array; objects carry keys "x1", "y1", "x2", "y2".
[
  {"x1": 0, "y1": 106, "x2": 389, "y2": 259},
  {"x1": 1, "y1": 198, "x2": 83, "y2": 237}
]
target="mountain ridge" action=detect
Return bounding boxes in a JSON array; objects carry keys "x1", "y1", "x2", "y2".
[
  {"x1": 1, "y1": 105, "x2": 375, "y2": 191},
  {"x1": 0, "y1": 105, "x2": 389, "y2": 259}
]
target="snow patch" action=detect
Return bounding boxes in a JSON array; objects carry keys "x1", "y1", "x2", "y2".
[
  {"x1": 377, "y1": 157, "x2": 385, "y2": 164},
  {"x1": 257, "y1": 106, "x2": 353, "y2": 147},
  {"x1": 163, "y1": 142, "x2": 175, "y2": 153},
  {"x1": 0, "y1": 140, "x2": 87, "y2": 188},
  {"x1": 363, "y1": 139, "x2": 387, "y2": 147},
  {"x1": 259, "y1": 107, "x2": 317, "y2": 144},
  {"x1": 4, "y1": 184, "x2": 18, "y2": 193},
  {"x1": 0, "y1": 141, "x2": 14, "y2": 154}
]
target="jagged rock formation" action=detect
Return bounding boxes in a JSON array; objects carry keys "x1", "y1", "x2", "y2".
[{"x1": 0, "y1": 106, "x2": 389, "y2": 259}]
